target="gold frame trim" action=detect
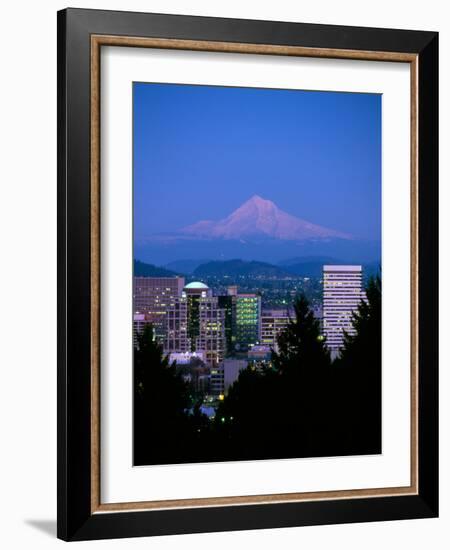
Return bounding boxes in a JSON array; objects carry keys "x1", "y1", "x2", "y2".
[{"x1": 90, "y1": 35, "x2": 419, "y2": 514}]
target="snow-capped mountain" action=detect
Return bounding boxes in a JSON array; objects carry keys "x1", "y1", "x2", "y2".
[{"x1": 181, "y1": 195, "x2": 352, "y2": 241}]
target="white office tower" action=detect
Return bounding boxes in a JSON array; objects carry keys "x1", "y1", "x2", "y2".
[{"x1": 323, "y1": 265, "x2": 366, "y2": 359}]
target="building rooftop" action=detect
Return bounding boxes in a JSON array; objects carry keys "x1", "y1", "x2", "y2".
[
  {"x1": 184, "y1": 281, "x2": 209, "y2": 290},
  {"x1": 323, "y1": 265, "x2": 362, "y2": 272},
  {"x1": 249, "y1": 345, "x2": 272, "y2": 353}
]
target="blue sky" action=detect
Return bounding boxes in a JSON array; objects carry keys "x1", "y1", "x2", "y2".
[{"x1": 134, "y1": 82, "x2": 381, "y2": 241}]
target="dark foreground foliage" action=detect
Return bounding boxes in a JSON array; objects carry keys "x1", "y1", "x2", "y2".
[{"x1": 134, "y1": 277, "x2": 381, "y2": 465}]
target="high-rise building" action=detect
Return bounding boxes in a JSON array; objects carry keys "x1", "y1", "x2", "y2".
[
  {"x1": 217, "y1": 287, "x2": 262, "y2": 354},
  {"x1": 197, "y1": 297, "x2": 226, "y2": 367},
  {"x1": 322, "y1": 265, "x2": 366, "y2": 358},
  {"x1": 164, "y1": 297, "x2": 189, "y2": 353},
  {"x1": 165, "y1": 282, "x2": 226, "y2": 367},
  {"x1": 133, "y1": 313, "x2": 148, "y2": 348},
  {"x1": 234, "y1": 293, "x2": 261, "y2": 352},
  {"x1": 217, "y1": 287, "x2": 237, "y2": 356},
  {"x1": 183, "y1": 281, "x2": 211, "y2": 352},
  {"x1": 261, "y1": 309, "x2": 291, "y2": 352},
  {"x1": 133, "y1": 276, "x2": 185, "y2": 340}
]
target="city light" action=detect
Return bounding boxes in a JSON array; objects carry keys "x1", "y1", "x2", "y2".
[{"x1": 134, "y1": 267, "x2": 365, "y2": 414}]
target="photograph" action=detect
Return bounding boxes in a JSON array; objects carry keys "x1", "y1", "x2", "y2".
[
  {"x1": 132, "y1": 82, "x2": 382, "y2": 466},
  {"x1": 53, "y1": 6, "x2": 439, "y2": 542}
]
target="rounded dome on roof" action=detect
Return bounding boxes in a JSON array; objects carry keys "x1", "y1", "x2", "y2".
[{"x1": 184, "y1": 281, "x2": 209, "y2": 290}]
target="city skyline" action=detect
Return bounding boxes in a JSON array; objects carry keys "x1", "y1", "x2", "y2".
[
  {"x1": 133, "y1": 263, "x2": 365, "y2": 366},
  {"x1": 133, "y1": 262, "x2": 368, "y2": 430}
]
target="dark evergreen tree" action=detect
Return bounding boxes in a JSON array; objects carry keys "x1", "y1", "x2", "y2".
[
  {"x1": 214, "y1": 295, "x2": 335, "y2": 460},
  {"x1": 333, "y1": 275, "x2": 382, "y2": 454},
  {"x1": 338, "y1": 275, "x2": 381, "y2": 364},
  {"x1": 270, "y1": 294, "x2": 336, "y2": 457},
  {"x1": 133, "y1": 324, "x2": 194, "y2": 464},
  {"x1": 213, "y1": 364, "x2": 280, "y2": 460},
  {"x1": 133, "y1": 283, "x2": 382, "y2": 465},
  {"x1": 273, "y1": 294, "x2": 331, "y2": 374}
]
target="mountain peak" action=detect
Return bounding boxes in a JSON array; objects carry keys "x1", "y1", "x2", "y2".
[
  {"x1": 239, "y1": 195, "x2": 278, "y2": 214},
  {"x1": 232, "y1": 195, "x2": 277, "y2": 217},
  {"x1": 247, "y1": 194, "x2": 271, "y2": 205},
  {"x1": 181, "y1": 196, "x2": 352, "y2": 241}
]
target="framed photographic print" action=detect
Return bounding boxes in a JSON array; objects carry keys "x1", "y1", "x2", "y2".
[{"x1": 57, "y1": 8, "x2": 438, "y2": 541}]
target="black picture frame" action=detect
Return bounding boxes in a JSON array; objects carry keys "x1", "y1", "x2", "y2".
[{"x1": 57, "y1": 7, "x2": 438, "y2": 541}]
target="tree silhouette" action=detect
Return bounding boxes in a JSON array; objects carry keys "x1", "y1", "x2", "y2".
[
  {"x1": 333, "y1": 275, "x2": 382, "y2": 454},
  {"x1": 212, "y1": 289, "x2": 381, "y2": 461},
  {"x1": 270, "y1": 294, "x2": 336, "y2": 457},
  {"x1": 134, "y1": 283, "x2": 382, "y2": 464},
  {"x1": 273, "y1": 294, "x2": 331, "y2": 374},
  {"x1": 213, "y1": 295, "x2": 335, "y2": 460},
  {"x1": 213, "y1": 364, "x2": 280, "y2": 460},
  {"x1": 134, "y1": 324, "x2": 195, "y2": 464}
]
